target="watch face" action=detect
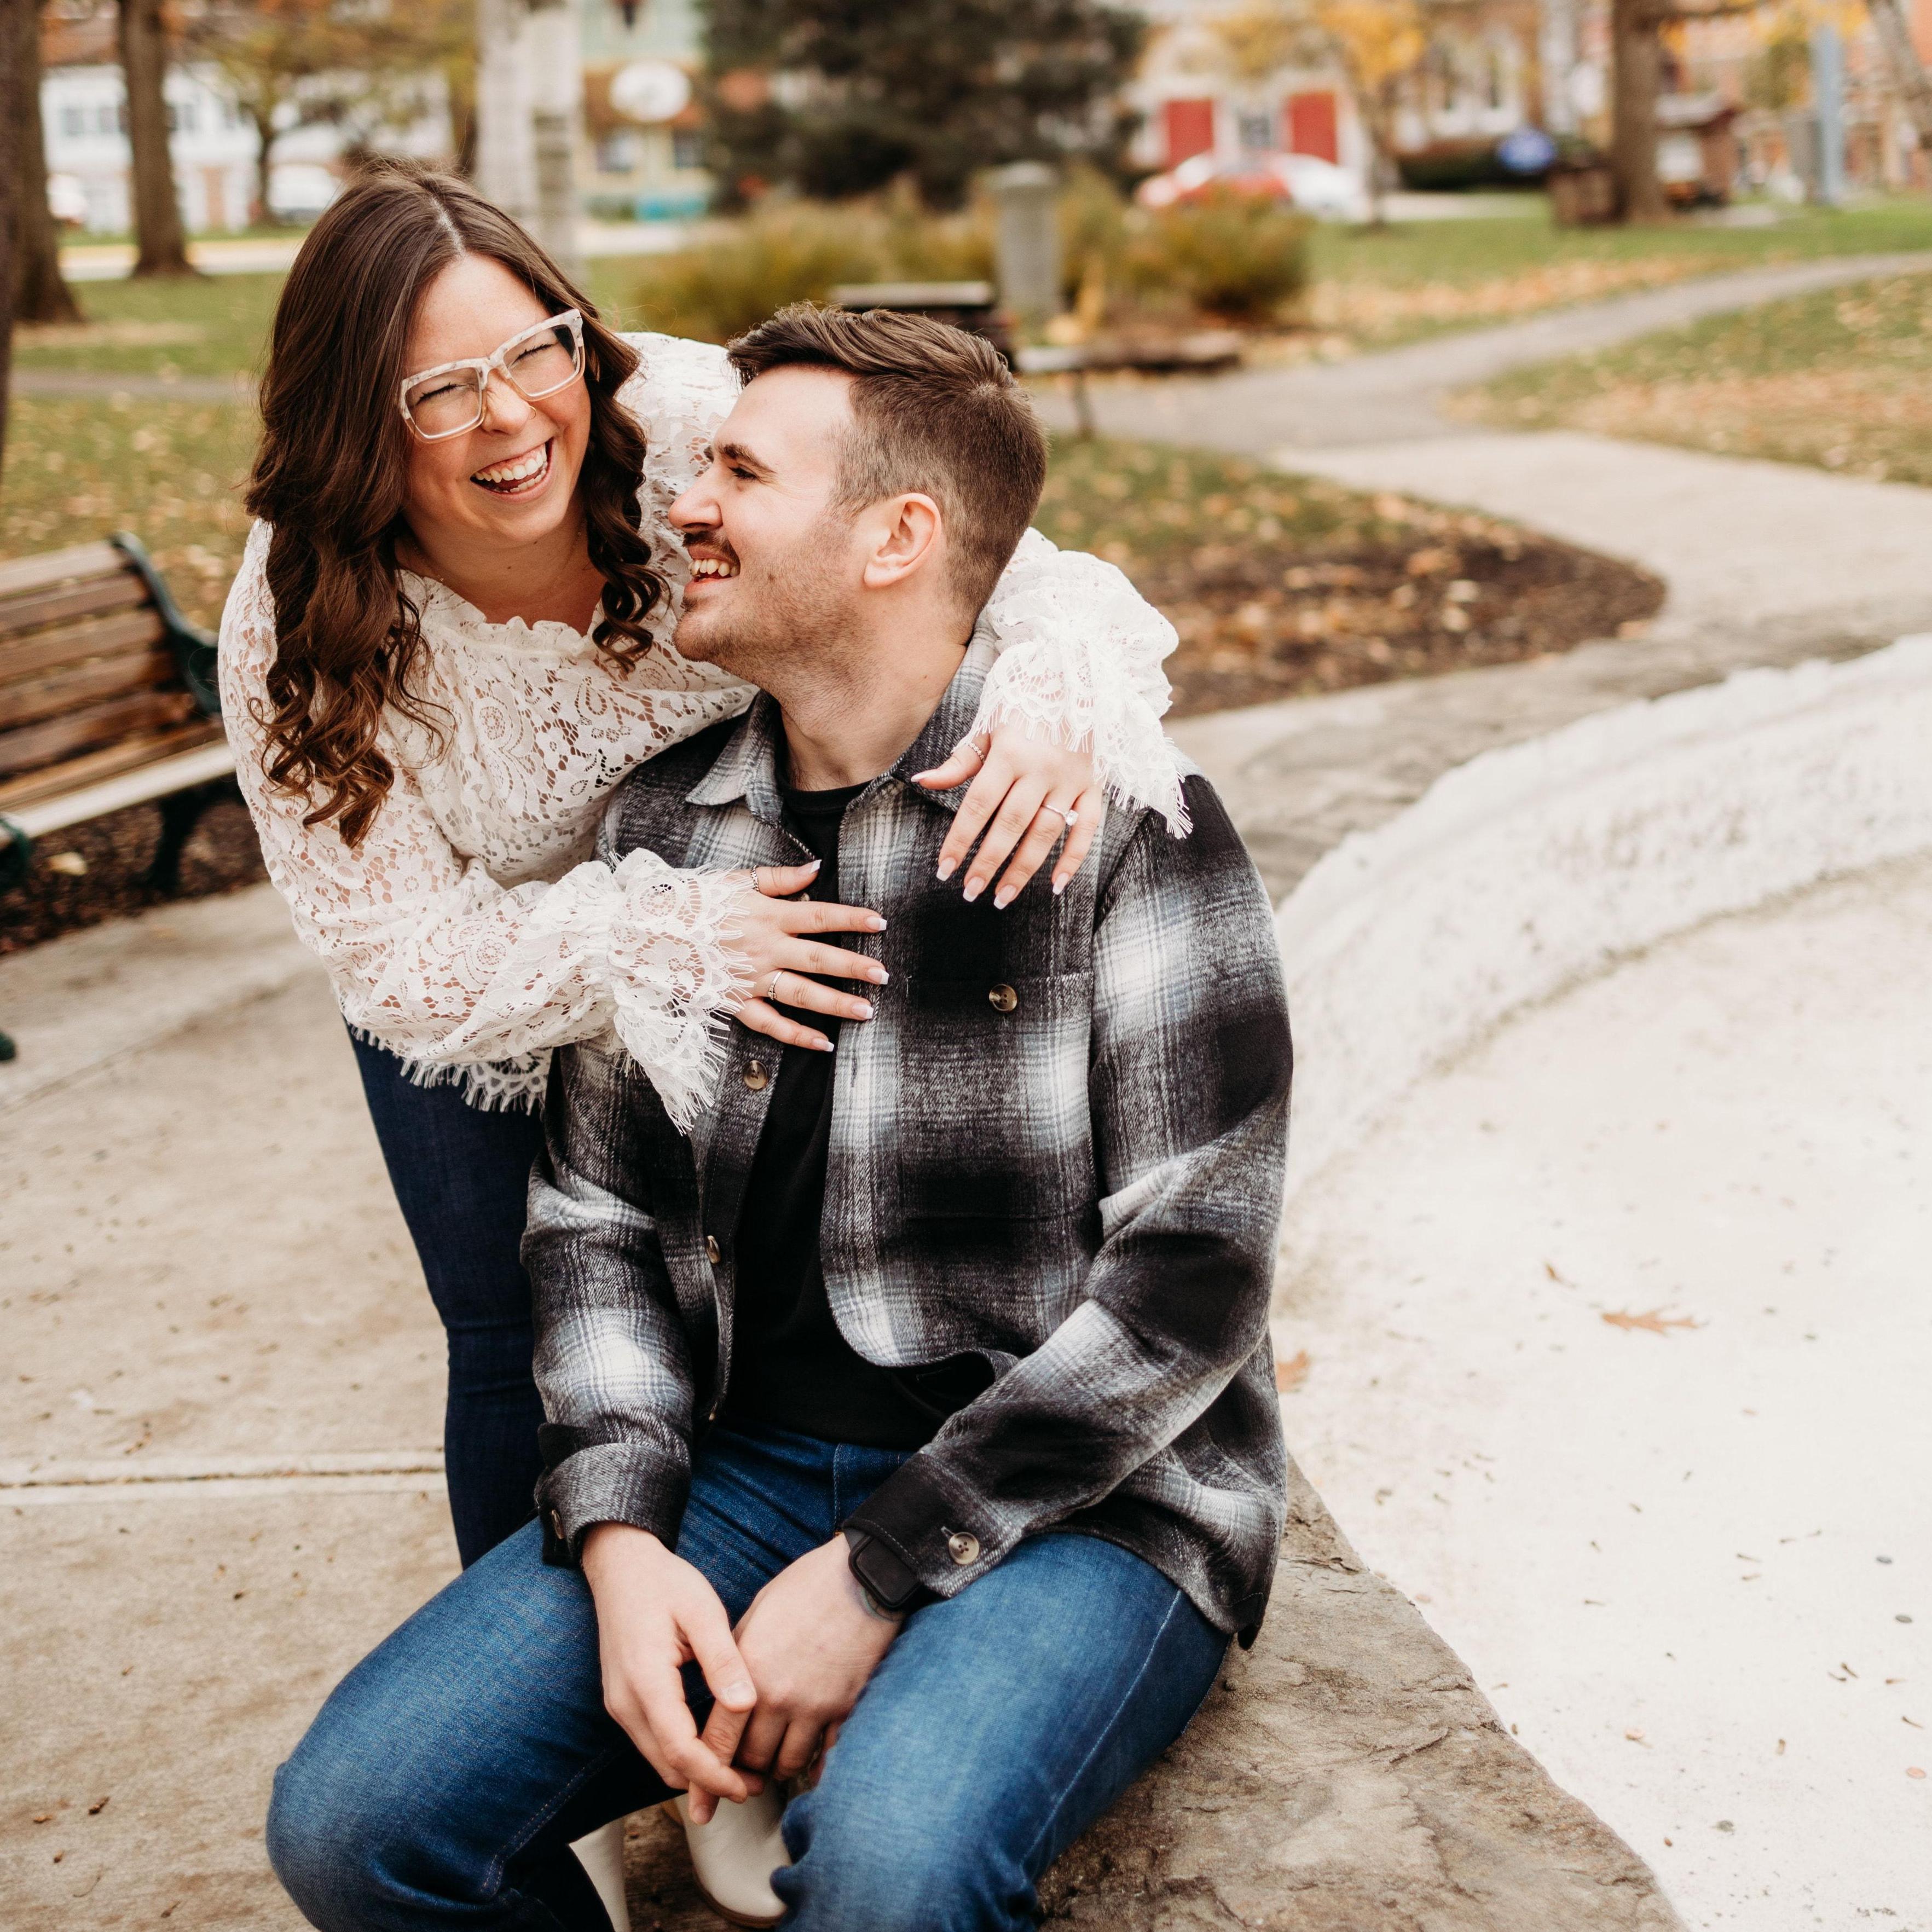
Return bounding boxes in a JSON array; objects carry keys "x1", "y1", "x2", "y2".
[{"x1": 849, "y1": 1532, "x2": 921, "y2": 1612}]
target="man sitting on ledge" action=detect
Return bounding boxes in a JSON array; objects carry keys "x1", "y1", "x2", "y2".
[{"x1": 267, "y1": 305, "x2": 1292, "y2": 1932}]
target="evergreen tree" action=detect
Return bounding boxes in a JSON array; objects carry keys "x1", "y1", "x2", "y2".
[{"x1": 703, "y1": 0, "x2": 1146, "y2": 209}]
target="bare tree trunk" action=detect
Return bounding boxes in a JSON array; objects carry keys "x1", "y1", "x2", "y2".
[
  {"x1": 1610, "y1": 0, "x2": 1671, "y2": 222},
  {"x1": 8, "y1": 0, "x2": 82, "y2": 322},
  {"x1": 245, "y1": 103, "x2": 278, "y2": 226},
  {"x1": 1866, "y1": 0, "x2": 1932, "y2": 155},
  {"x1": 1, "y1": 0, "x2": 20, "y2": 482},
  {"x1": 119, "y1": 0, "x2": 195, "y2": 276}
]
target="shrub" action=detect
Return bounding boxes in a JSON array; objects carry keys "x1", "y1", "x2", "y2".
[
  {"x1": 630, "y1": 189, "x2": 994, "y2": 345},
  {"x1": 630, "y1": 204, "x2": 879, "y2": 343},
  {"x1": 1126, "y1": 189, "x2": 1312, "y2": 324},
  {"x1": 1057, "y1": 162, "x2": 1135, "y2": 316}
]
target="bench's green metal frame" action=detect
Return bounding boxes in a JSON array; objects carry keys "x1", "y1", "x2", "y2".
[{"x1": 0, "y1": 534, "x2": 227, "y2": 1066}]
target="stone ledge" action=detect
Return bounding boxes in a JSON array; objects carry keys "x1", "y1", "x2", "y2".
[{"x1": 1042, "y1": 1470, "x2": 1684, "y2": 1930}]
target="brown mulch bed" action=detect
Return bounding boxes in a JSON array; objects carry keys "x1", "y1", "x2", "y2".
[
  {"x1": 1154, "y1": 530, "x2": 1665, "y2": 718},
  {"x1": 0, "y1": 796, "x2": 266, "y2": 961}
]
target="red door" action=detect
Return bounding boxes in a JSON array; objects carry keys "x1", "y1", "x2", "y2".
[
  {"x1": 1286, "y1": 91, "x2": 1340, "y2": 164},
  {"x1": 1162, "y1": 99, "x2": 1217, "y2": 168}
]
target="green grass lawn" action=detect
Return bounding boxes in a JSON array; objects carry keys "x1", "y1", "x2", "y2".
[
  {"x1": 1459, "y1": 269, "x2": 1932, "y2": 486},
  {"x1": 1033, "y1": 435, "x2": 1415, "y2": 568},
  {"x1": 21, "y1": 197, "x2": 1932, "y2": 380},
  {"x1": 10, "y1": 272, "x2": 285, "y2": 380},
  {"x1": 0, "y1": 396, "x2": 258, "y2": 628},
  {"x1": 1300, "y1": 198, "x2": 1932, "y2": 347}
]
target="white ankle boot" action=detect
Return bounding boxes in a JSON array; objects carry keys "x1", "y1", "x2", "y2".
[
  {"x1": 671, "y1": 1786, "x2": 789, "y2": 1928},
  {"x1": 569, "y1": 1816, "x2": 632, "y2": 1932}
]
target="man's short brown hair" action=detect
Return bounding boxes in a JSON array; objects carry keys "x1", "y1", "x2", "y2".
[{"x1": 727, "y1": 304, "x2": 1047, "y2": 617}]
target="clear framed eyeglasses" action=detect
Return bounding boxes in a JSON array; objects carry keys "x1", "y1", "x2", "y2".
[{"x1": 397, "y1": 310, "x2": 586, "y2": 441}]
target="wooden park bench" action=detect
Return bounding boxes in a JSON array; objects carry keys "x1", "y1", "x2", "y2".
[{"x1": 0, "y1": 534, "x2": 235, "y2": 1063}]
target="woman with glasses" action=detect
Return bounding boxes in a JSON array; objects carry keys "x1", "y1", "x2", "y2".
[{"x1": 219, "y1": 161, "x2": 1184, "y2": 1581}]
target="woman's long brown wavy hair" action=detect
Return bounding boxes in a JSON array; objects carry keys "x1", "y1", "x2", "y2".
[{"x1": 247, "y1": 159, "x2": 665, "y2": 847}]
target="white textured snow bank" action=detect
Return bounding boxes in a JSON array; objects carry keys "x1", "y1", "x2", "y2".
[{"x1": 1275, "y1": 635, "x2": 1932, "y2": 1199}]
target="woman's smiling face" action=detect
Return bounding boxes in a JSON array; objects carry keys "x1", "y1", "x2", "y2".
[{"x1": 398, "y1": 252, "x2": 593, "y2": 557}]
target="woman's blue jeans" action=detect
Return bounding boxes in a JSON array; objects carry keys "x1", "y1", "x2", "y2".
[
  {"x1": 349, "y1": 1032, "x2": 547, "y2": 1567},
  {"x1": 268, "y1": 1422, "x2": 1229, "y2": 1932}
]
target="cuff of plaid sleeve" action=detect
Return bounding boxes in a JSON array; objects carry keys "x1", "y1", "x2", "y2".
[
  {"x1": 840, "y1": 1453, "x2": 1002, "y2": 1601},
  {"x1": 535, "y1": 1440, "x2": 688, "y2": 1567}
]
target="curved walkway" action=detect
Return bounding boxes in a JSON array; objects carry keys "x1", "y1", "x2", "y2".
[{"x1": 1035, "y1": 250, "x2": 1932, "y2": 452}]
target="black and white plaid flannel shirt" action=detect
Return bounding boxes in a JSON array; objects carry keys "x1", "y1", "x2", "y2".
[{"x1": 525, "y1": 640, "x2": 1292, "y2": 1638}]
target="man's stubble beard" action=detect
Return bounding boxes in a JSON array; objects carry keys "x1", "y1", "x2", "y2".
[{"x1": 674, "y1": 531, "x2": 859, "y2": 699}]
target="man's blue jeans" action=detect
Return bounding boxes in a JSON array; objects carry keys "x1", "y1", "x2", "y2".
[{"x1": 268, "y1": 1422, "x2": 1228, "y2": 1931}]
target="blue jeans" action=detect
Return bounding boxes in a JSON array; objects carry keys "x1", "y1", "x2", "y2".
[
  {"x1": 350, "y1": 1033, "x2": 548, "y2": 1568},
  {"x1": 268, "y1": 1423, "x2": 1228, "y2": 1932}
]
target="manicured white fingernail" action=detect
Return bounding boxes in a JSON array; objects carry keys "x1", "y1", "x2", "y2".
[
  {"x1": 993, "y1": 887, "x2": 1015, "y2": 910},
  {"x1": 936, "y1": 859, "x2": 956, "y2": 882},
  {"x1": 854, "y1": 1001, "x2": 874, "y2": 1020},
  {"x1": 870, "y1": 967, "x2": 889, "y2": 984},
  {"x1": 866, "y1": 915, "x2": 887, "y2": 931},
  {"x1": 962, "y1": 880, "x2": 982, "y2": 904},
  {"x1": 1052, "y1": 875, "x2": 1068, "y2": 896}
]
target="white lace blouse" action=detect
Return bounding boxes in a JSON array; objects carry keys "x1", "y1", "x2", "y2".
[{"x1": 219, "y1": 332, "x2": 1183, "y2": 1127}]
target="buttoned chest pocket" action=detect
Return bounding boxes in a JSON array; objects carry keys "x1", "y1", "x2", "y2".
[{"x1": 893, "y1": 969, "x2": 1096, "y2": 1236}]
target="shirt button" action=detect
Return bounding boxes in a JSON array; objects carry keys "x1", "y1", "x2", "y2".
[
  {"x1": 704, "y1": 1234, "x2": 721, "y2": 1265},
  {"x1": 987, "y1": 983, "x2": 1018, "y2": 1015},
  {"x1": 742, "y1": 1059, "x2": 768, "y2": 1091},
  {"x1": 947, "y1": 1531, "x2": 981, "y2": 1566}
]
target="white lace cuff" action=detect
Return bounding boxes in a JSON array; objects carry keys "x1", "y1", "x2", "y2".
[
  {"x1": 970, "y1": 534, "x2": 1189, "y2": 835},
  {"x1": 600, "y1": 851, "x2": 756, "y2": 1132}
]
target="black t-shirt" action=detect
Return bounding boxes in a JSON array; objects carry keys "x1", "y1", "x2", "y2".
[{"x1": 720, "y1": 778, "x2": 989, "y2": 1450}]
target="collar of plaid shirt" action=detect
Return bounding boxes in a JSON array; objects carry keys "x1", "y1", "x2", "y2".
[{"x1": 681, "y1": 635, "x2": 994, "y2": 828}]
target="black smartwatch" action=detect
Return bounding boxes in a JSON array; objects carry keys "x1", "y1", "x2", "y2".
[{"x1": 843, "y1": 1528, "x2": 933, "y2": 1618}]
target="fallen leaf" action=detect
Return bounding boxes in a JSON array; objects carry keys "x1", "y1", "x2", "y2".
[
  {"x1": 32, "y1": 1814, "x2": 52, "y2": 1825},
  {"x1": 1905, "y1": 1716, "x2": 1924, "y2": 1729},
  {"x1": 1910, "y1": 1767, "x2": 1926, "y2": 1779},
  {"x1": 1274, "y1": 1350, "x2": 1311, "y2": 1393},
  {"x1": 1602, "y1": 1309, "x2": 1703, "y2": 1335},
  {"x1": 86, "y1": 1797, "x2": 108, "y2": 1816},
  {"x1": 1624, "y1": 1727, "x2": 1647, "y2": 1744},
  {"x1": 1543, "y1": 1260, "x2": 1572, "y2": 1286}
]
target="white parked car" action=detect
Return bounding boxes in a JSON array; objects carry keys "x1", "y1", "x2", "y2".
[{"x1": 1136, "y1": 151, "x2": 1372, "y2": 224}]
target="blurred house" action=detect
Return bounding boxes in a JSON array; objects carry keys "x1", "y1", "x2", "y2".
[
  {"x1": 577, "y1": 0, "x2": 710, "y2": 221},
  {"x1": 1123, "y1": 0, "x2": 1543, "y2": 190},
  {"x1": 1125, "y1": 3, "x2": 1371, "y2": 181},
  {"x1": 1123, "y1": 0, "x2": 1928, "y2": 204},
  {"x1": 38, "y1": 5, "x2": 451, "y2": 236}
]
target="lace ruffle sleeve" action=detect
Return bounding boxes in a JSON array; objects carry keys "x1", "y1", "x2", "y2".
[
  {"x1": 217, "y1": 524, "x2": 753, "y2": 1127},
  {"x1": 967, "y1": 530, "x2": 1187, "y2": 834}
]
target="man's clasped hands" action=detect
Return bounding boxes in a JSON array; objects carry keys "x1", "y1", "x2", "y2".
[{"x1": 582, "y1": 1524, "x2": 900, "y2": 1826}]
